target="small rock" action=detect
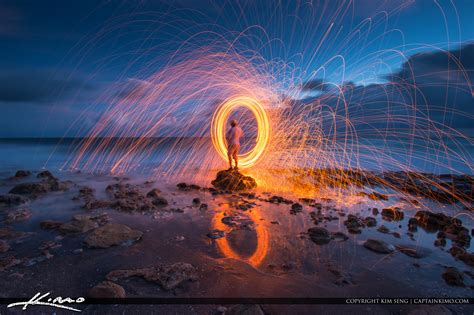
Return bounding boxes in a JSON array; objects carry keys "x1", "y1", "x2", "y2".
[
  {"x1": 395, "y1": 245, "x2": 430, "y2": 258},
  {"x1": 377, "y1": 225, "x2": 390, "y2": 233},
  {"x1": 363, "y1": 217, "x2": 377, "y2": 227},
  {"x1": 308, "y1": 227, "x2": 331, "y2": 245},
  {"x1": 442, "y1": 267, "x2": 465, "y2": 286},
  {"x1": 73, "y1": 248, "x2": 83, "y2": 254},
  {"x1": 207, "y1": 229, "x2": 225, "y2": 239},
  {"x1": 0, "y1": 194, "x2": 29, "y2": 206},
  {"x1": 88, "y1": 281, "x2": 126, "y2": 298},
  {"x1": 381, "y1": 207, "x2": 404, "y2": 221},
  {"x1": 331, "y1": 232, "x2": 349, "y2": 242},
  {"x1": 199, "y1": 203, "x2": 208, "y2": 211},
  {"x1": 37, "y1": 170, "x2": 56, "y2": 179},
  {"x1": 290, "y1": 203, "x2": 303, "y2": 214},
  {"x1": 40, "y1": 220, "x2": 63, "y2": 230},
  {"x1": 146, "y1": 188, "x2": 162, "y2": 199},
  {"x1": 192, "y1": 198, "x2": 201, "y2": 205},
  {"x1": 85, "y1": 223, "x2": 143, "y2": 248},
  {"x1": 106, "y1": 262, "x2": 198, "y2": 291},
  {"x1": 59, "y1": 217, "x2": 98, "y2": 234},
  {"x1": 0, "y1": 256, "x2": 22, "y2": 271},
  {"x1": 363, "y1": 239, "x2": 395, "y2": 254},
  {"x1": 4, "y1": 208, "x2": 32, "y2": 224},
  {"x1": 11, "y1": 170, "x2": 32, "y2": 179},
  {"x1": 0, "y1": 240, "x2": 10, "y2": 253}
]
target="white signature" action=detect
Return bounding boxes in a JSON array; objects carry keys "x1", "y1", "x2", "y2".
[{"x1": 7, "y1": 292, "x2": 85, "y2": 312}]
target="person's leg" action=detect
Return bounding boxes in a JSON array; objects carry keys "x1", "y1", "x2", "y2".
[
  {"x1": 233, "y1": 144, "x2": 240, "y2": 169},
  {"x1": 227, "y1": 145, "x2": 234, "y2": 169},
  {"x1": 227, "y1": 150, "x2": 233, "y2": 169}
]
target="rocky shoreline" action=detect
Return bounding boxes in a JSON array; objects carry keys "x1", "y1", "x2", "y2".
[{"x1": 0, "y1": 168, "x2": 472, "y2": 313}]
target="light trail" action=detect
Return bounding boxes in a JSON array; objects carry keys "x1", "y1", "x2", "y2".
[{"x1": 211, "y1": 96, "x2": 270, "y2": 168}]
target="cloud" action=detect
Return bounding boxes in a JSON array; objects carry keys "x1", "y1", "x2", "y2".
[
  {"x1": 295, "y1": 43, "x2": 474, "y2": 137},
  {"x1": 386, "y1": 43, "x2": 474, "y2": 84},
  {"x1": 301, "y1": 79, "x2": 332, "y2": 92},
  {"x1": 0, "y1": 69, "x2": 97, "y2": 104}
]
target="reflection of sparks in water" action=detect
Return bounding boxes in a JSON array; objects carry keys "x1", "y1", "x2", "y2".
[
  {"x1": 212, "y1": 206, "x2": 269, "y2": 267},
  {"x1": 211, "y1": 96, "x2": 270, "y2": 168}
]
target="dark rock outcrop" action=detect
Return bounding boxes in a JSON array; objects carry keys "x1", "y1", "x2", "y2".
[{"x1": 211, "y1": 169, "x2": 257, "y2": 191}]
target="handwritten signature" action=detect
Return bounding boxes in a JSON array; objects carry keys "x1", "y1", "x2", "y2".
[{"x1": 7, "y1": 292, "x2": 85, "y2": 312}]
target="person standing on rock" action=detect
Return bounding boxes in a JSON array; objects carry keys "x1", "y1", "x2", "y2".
[{"x1": 226, "y1": 119, "x2": 244, "y2": 170}]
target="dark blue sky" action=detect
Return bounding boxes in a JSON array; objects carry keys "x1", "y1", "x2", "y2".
[{"x1": 0, "y1": 0, "x2": 472, "y2": 137}]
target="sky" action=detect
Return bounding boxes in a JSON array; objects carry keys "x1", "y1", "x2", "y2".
[{"x1": 0, "y1": 0, "x2": 472, "y2": 137}]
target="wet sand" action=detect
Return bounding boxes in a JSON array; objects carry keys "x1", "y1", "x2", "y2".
[{"x1": 0, "y1": 169, "x2": 472, "y2": 314}]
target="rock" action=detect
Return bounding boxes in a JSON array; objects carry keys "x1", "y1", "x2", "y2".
[
  {"x1": 9, "y1": 182, "x2": 49, "y2": 196},
  {"x1": 331, "y1": 231, "x2": 349, "y2": 242},
  {"x1": 146, "y1": 188, "x2": 162, "y2": 199},
  {"x1": 363, "y1": 239, "x2": 395, "y2": 254},
  {"x1": 221, "y1": 216, "x2": 237, "y2": 226},
  {"x1": 408, "y1": 218, "x2": 419, "y2": 232},
  {"x1": 4, "y1": 208, "x2": 32, "y2": 224},
  {"x1": 192, "y1": 198, "x2": 201, "y2": 205},
  {"x1": 381, "y1": 207, "x2": 404, "y2": 221},
  {"x1": 442, "y1": 267, "x2": 465, "y2": 286},
  {"x1": 59, "y1": 216, "x2": 98, "y2": 234},
  {"x1": 268, "y1": 195, "x2": 292, "y2": 204},
  {"x1": 344, "y1": 214, "x2": 363, "y2": 234},
  {"x1": 0, "y1": 256, "x2": 22, "y2": 271},
  {"x1": 40, "y1": 220, "x2": 63, "y2": 230},
  {"x1": 372, "y1": 208, "x2": 379, "y2": 215},
  {"x1": 0, "y1": 227, "x2": 29, "y2": 240},
  {"x1": 207, "y1": 229, "x2": 225, "y2": 239},
  {"x1": 0, "y1": 194, "x2": 29, "y2": 206},
  {"x1": 9, "y1": 178, "x2": 69, "y2": 198},
  {"x1": 363, "y1": 217, "x2": 377, "y2": 227},
  {"x1": 199, "y1": 203, "x2": 208, "y2": 211},
  {"x1": 176, "y1": 183, "x2": 188, "y2": 190},
  {"x1": 226, "y1": 304, "x2": 264, "y2": 315},
  {"x1": 73, "y1": 248, "x2": 83, "y2": 254},
  {"x1": 83, "y1": 199, "x2": 111, "y2": 210},
  {"x1": 290, "y1": 203, "x2": 303, "y2": 214},
  {"x1": 449, "y1": 246, "x2": 474, "y2": 266},
  {"x1": 357, "y1": 191, "x2": 388, "y2": 201},
  {"x1": 414, "y1": 211, "x2": 458, "y2": 232},
  {"x1": 106, "y1": 262, "x2": 198, "y2": 290},
  {"x1": 11, "y1": 170, "x2": 31, "y2": 179},
  {"x1": 434, "y1": 238, "x2": 446, "y2": 247},
  {"x1": 176, "y1": 183, "x2": 201, "y2": 191},
  {"x1": 88, "y1": 281, "x2": 126, "y2": 298},
  {"x1": 308, "y1": 227, "x2": 331, "y2": 245},
  {"x1": 0, "y1": 240, "x2": 10, "y2": 253},
  {"x1": 395, "y1": 245, "x2": 430, "y2": 258},
  {"x1": 107, "y1": 183, "x2": 156, "y2": 212},
  {"x1": 211, "y1": 169, "x2": 257, "y2": 191},
  {"x1": 37, "y1": 170, "x2": 56, "y2": 180},
  {"x1": 85, "y1": 223, "x2": 143, "y2": 248},
  {"x1": 377, "y1": 225, "x2": 390, "y2": 233}
]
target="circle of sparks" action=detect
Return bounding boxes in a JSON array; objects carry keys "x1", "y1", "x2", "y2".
[{"x1": 211, "y1": 96, "x2": 270, "y2": 168}]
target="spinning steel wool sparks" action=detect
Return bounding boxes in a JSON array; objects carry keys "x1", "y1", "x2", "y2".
[{"x1": 211, "y1": 96, "x2": 271, "y2": 169}]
